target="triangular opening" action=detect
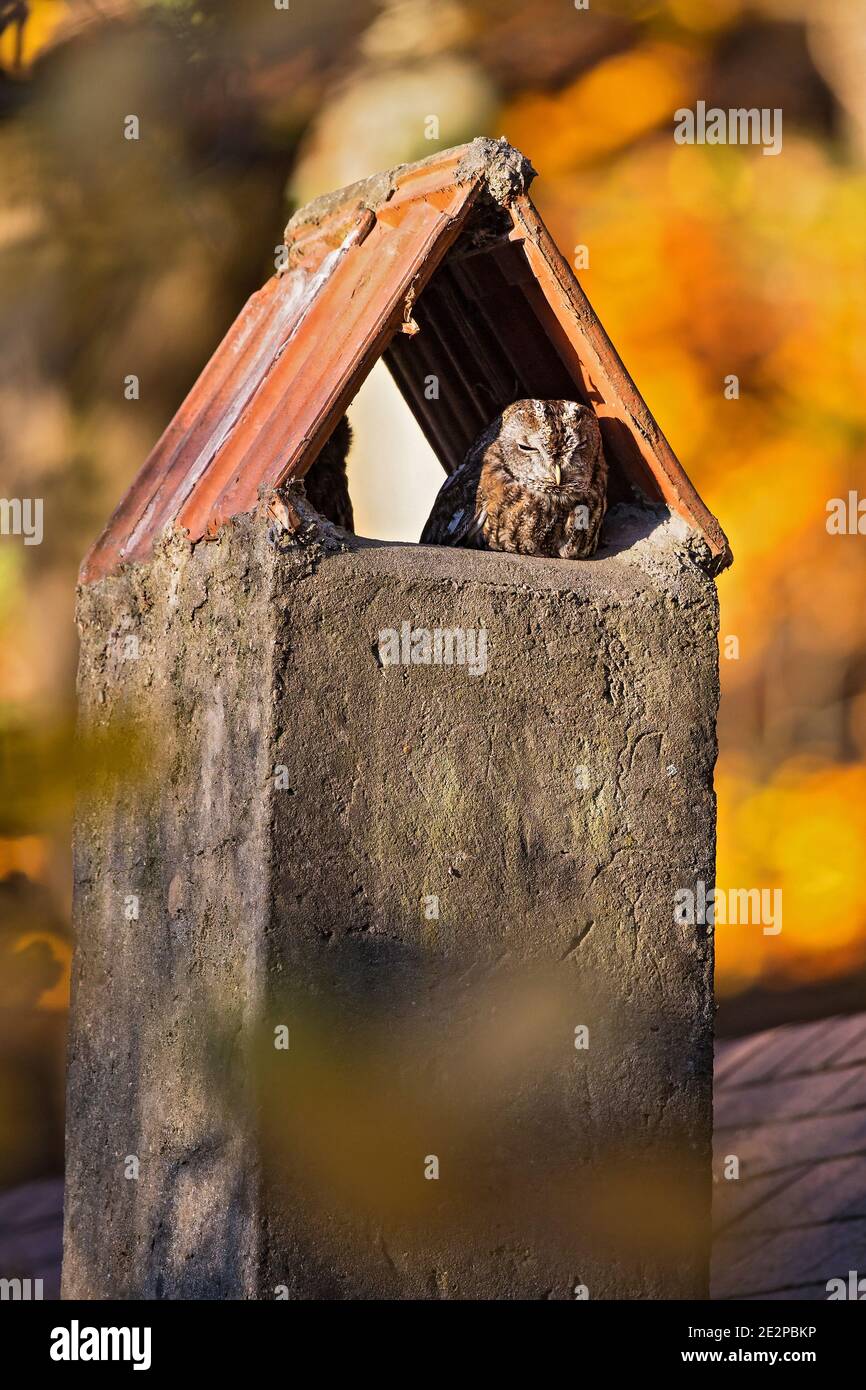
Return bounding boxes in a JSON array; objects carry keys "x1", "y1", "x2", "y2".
[{"x1": 317, "y1": 227, "x2": 637, "y2": 546}]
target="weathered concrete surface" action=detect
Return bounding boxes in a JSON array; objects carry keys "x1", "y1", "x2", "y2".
[{"x1": 64, "y1": 499, "x2": 718, "y2": 1300}]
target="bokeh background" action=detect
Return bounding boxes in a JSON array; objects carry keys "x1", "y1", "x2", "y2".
[{"x1": 1, "y1": 0, "x2": 864, "y2": 1191}]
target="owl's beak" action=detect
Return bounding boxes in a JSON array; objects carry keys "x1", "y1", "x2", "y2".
[{"x1": 554, "y1": 463, "x2": 562, "y2": 486}]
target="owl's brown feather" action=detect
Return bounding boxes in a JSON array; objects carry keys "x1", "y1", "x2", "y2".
[
  {"x1": 420, "y1": 400, "x2": 607, "y2": 559},
  {"x1": 304, "y1": 415, "x2": 354, "y2": 531}
]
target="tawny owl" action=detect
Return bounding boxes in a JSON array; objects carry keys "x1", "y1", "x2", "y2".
[
  {"x1": 420, "y1": 399, "x2": 607, "y2": 559},
  {"x1": 303, "y1": 414, "x2": 354, "y2": 531}
]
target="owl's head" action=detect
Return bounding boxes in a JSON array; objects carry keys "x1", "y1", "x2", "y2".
[{"x1": 496, "y1": 399, "x2": 602, "y2": 492}]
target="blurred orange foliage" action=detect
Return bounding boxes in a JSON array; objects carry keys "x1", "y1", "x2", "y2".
[
  {"x1": 502, "y1": 44, "x2": 866, "y2": 995},
  {"x1": 2, "y1": 0, "x2": 865, "y2": 1039}
]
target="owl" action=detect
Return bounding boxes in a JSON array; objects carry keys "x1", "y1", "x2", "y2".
[
  {"x1": 303, "y1": 414, "x2": 354, "y2": 531},
  {"x1": 420, "y1": 399, "x2": 607, "y2": 559}
]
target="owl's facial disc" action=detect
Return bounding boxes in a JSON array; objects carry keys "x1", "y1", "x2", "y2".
[{"x1": 500, "y1": 399, "x2": 600, "y2": 492}]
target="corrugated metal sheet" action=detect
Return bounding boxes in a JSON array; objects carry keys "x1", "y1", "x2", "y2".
[
  {"x1": 385, "y1": 235, "x2": 639, "y2": 512},
  {"x1": 81, "y1": 141, "x2": 731, "y2": 584}
]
